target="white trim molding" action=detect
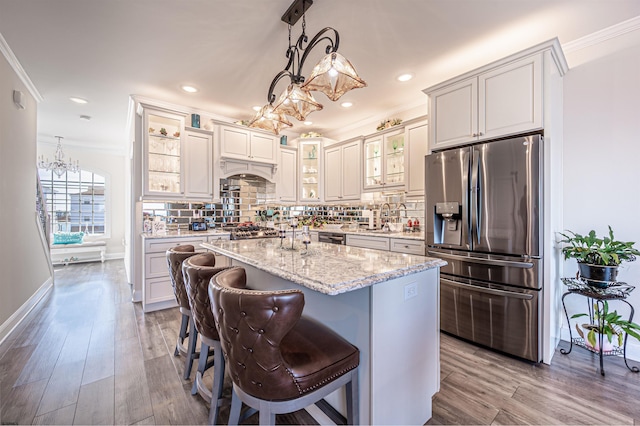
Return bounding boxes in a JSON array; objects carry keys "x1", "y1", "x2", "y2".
[
  {"x1": 0, "y1": 278, "x2": 53, "y2": 346},
  {"x1": 0, "y1": 32, "x2": 43, "y2": 102},
  {"x1": 562, "y1": 15, "x2": 640, "y2": 54}
]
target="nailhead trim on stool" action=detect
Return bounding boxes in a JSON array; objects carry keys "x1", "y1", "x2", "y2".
[
  {"x1": 182, "y1": 253, "x2": 234, "y2": 425},
  {"x1": 209, "y1": 267, "x2": 360, "y2": 425},
  {"x1": 166, "y1": 245, "x2": 199, "y2": 379}
]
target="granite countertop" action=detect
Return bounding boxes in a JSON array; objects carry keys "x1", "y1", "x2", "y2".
[
  {"x1": 201, "y1": 239, "x2": 446, "y2": 296},
  {"x1": 141, "y1": 230, "x2": 231, "y2": 239}
]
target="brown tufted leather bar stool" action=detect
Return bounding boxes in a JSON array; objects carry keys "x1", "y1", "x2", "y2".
[
  {"x1": 182, "y1": 253, "x2": 234, "y2": 425},
  {"x1": 209, "y1": 267, "x2": 360, "y2": 425},
  {"x1": 166, "y1": 244, "x2": 200, "y2": 379}
]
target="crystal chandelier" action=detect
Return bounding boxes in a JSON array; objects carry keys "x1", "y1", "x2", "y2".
[
  {"x1": 249, "y1": 0, "x2": 367, "y2": 134},
  {"x1": 38, "y1": 136, "x2": 80, "y2": 177}
]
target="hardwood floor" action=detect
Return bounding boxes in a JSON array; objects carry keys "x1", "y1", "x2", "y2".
[
  {"x1": 1, "y1": 260, "x2": 639, "y2": 425},
  {"x1": 430, "y1": 334, "x2": 640, "y2": 425}
]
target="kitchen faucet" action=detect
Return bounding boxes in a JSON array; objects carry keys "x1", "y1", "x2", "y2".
[{"x1": 397, "y1": 203, "x2": 407, "y2": 221}]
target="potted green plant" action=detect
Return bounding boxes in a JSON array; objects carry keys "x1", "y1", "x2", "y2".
[
  {"x1": 572, "y1": 300, "x2": 640, "y2": 352},
  {"x1": 559, "y1": 226, "x2": 640, "y2": 287}
]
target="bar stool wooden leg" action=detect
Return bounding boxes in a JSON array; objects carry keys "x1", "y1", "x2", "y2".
[
  {"x1": 175, "y1": 313, "x2": 190, "y2": 356},
  {"x1": 208, "y1": 341, "x2": 225, "y2": 425},
  {"x1": 184, "y1": 319, "x2": 199, "y2": 379}
]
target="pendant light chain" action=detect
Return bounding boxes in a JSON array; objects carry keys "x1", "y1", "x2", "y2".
[{"x1": 248, "y1": 0, "x2": 367, "y2": 134}]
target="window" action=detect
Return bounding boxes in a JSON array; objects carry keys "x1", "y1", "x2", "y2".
[{"x1": 38, "y1": 169, "x2": 106, "y2": 235}]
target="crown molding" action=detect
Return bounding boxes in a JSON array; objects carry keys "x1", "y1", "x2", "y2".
[
  {"x1": 323, "y1": 98, "x2": 427, "y2": 140},
  {"x1": 562, "y1": 15, "x2": 640, "y2": 54},
  {"x1": 37, "y1": 137, "x2": 127, "y2": 156},
  {"x1": 0, "y1": 32, "x2": 43, "y2": 103}
]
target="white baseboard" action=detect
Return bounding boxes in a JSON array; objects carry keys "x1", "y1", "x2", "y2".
[
  {"x1": 106, "y1": 251, "x2": 125, "y2": 260},
  {"x1": 0, "y1": 277, "x2": 53, "y2": 346},
  {"x1": 560, "y1": 325, "x2": 640, "y2": 362}
]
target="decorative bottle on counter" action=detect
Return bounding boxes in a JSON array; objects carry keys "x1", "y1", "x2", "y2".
[{"x1": 143, "y1": 217, "x2": 152, "y2": 233}]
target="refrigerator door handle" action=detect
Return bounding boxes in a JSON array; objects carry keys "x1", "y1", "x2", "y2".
[
  {"x1": 427, "y1": 250, "x2": 534, "y2": 269},
  {"x1": 441, "y1": 277, "x2": 534, "y2": 300},
  {"x1": 471, "y1": 149, "x2": 481, "y2": 244}
]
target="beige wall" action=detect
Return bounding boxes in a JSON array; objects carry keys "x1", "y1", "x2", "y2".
[{"x1": 0, "y1": 53, "x2": 52, "y2": 336}]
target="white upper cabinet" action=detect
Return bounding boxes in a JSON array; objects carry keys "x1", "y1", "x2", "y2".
[
  {"x1": 141, "y1": 105, "x2": 213, "y2": 201},
  {"x1": 426, "y1": 53, "x2": 543, "y2": 151},
  {"x1": 324, "y1": 145, "x2": 341, "y2": 201},
  {"x1": 363, "y1": 128, "x2": 405, "y2": 191},
  {"x1": 480, "y1": 54, "x2": 542, "y2": 139},
  {"x1": 277, "y1": 146, "x2": 297, "y2": 202},
  {"x1": 341, "y1": 140, "x2": 362, "y2": 200},
  {"x1": 298, "y1": 138, "x2": 324, "y2": 202},
  {"x1": 428, "y1": 78, "x2": 477, "y2": 149},
  {"x1": 404, "y1": 119, "x2": 428, "y2": 197},
  {"x1": 219, "y1": 124, "x2": 277, "y2": 164},
  {"x1": 324, "y1": 138, "x2": 362, "y2": 202},
  {"x1": 142, "y1": 108, "x2": 186, "y2": 199},
  {"x1": 183, "y1": 128, "x2": 213, "y2": 200}
]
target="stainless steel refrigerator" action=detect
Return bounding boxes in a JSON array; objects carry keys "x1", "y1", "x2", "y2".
[{"x1": 425, "y1": 134, "x2": 543, "y2": 362}]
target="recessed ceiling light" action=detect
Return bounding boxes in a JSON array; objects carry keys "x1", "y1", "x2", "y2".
[
  {"x1": 181, "y1": 85, "x2": 198, "y2": 93},
  {"x1": 79, "y1": 115, "x2": 92, "y2": 121},
  {"x1": 397, "y1": 73, "x2": 414, "y2": 82},
  {"x1": 341, "y1": 102, "x2": 353, "y2": 108},
  {"x1": 69, "y1": 97, "x2": 88, "y2": 104},
  {"x1": 304, "y1": 121, "x2": 313, "y2": 126},
  {"x1": 252, "y1": 106, "x2": 262, "y2": 112}
]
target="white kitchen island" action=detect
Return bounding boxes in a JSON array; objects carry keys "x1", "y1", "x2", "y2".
[{"x1": 201, "y1": 238, "x2": 446, "y2": 425}]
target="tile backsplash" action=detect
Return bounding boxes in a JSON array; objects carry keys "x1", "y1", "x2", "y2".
[{"x1": 143, "y1": 174, "x2": 424, "y2": 231}]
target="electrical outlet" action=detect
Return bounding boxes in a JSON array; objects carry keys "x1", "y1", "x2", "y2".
[{"x1": 404, "y1": 283, "x2": 417, "y2": 300}]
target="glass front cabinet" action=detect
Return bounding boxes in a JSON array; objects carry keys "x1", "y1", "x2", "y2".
[
  {"x1": 363, "y1": 128, "x2": 405, "y2": 191},
  {"x1": 298, "y1": 138, "x2": 323, "y2": 202},
  {"x1": 143, "y1": 109, "x2": 185, "y2": 198}
]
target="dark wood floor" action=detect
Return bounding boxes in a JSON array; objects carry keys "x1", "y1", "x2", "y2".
[{"x1": 1, "y1": 260, "x2": 639, "y2": 425}]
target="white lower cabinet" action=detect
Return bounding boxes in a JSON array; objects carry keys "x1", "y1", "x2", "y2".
[
  {"x1": 142, "y1": 233, "x2": 230, "y2": 312},
  {"x1": 390, "y1": 238, "x2": 425, "y2": 255},
  {"x1": 346, "y1": 235, "x2": 391, "y2": 251},
  {"x1": 346, "y1": 234, "x2": 425, "y2": 255}
]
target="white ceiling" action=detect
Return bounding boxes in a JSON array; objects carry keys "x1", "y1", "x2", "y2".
[{"x1": 1, "y1": 0, "x2": 639, "y2": 152}]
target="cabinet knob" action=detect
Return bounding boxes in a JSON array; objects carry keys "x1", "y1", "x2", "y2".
[
  {"x1": 478, "y1": 132, "x2": 484, "y2": 136},
  {"x1": 472, "y1": 133, "x2": 477, "y2": 137}
]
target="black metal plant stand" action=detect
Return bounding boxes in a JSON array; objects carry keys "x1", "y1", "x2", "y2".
[{"x1": 560, "y1": 277, "x2": 639, "y2": 376}]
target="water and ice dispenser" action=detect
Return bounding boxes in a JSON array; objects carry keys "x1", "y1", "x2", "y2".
[{"x1": 433, "y1": 202, "x2": 462, "y2": 246}]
